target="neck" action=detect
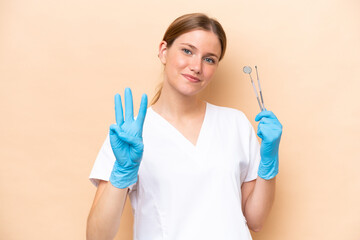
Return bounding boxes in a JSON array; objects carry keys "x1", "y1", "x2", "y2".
[{"x1": 151, "y1": 80, "x2": 206, "y2": 120}]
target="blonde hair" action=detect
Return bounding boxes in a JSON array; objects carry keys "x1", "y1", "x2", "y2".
[{"x1": 150, "y1": 13, "x2": 227, "y2": 105}]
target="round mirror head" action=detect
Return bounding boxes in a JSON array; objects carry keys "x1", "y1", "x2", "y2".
[{"x1": 243, "y1": 66, "x2": 252, "y2": 74}]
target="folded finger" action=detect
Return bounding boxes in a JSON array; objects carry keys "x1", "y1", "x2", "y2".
[
  {"x1": 260, "y1": 118, "x2": 273, "y2": 124},
  {"x1": 257, "y1": 123, "x2": 264, "y2": 139},
  {"x1": 255, "y1": 110, "x2": 278, "y2": 122}
]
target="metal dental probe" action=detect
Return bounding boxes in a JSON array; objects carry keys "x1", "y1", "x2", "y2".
[{"x1": 255, "y1": 66, "x2": 265, "y2": 110}]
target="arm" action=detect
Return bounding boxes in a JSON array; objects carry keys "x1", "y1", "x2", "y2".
[
  {"x1": 87, "y1": 88, "x2": 148, "y2": 239},
  {"x1": 241, "y1": 177, "x2": 276, "y2": 232},
  {"x1": 241, "y1": 110, "x2": 282, "y2": 232},
  {"x1": 86, "y1": 180, "x2": 129, "y2": 240}
]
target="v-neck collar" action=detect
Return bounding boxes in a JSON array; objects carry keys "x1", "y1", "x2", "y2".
[{"x1": 149, "y1": 102, "x2": 210, "y2": 150}]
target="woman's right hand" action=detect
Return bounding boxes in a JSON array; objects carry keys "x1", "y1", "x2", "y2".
[{"x1": 109, "y1": 88, "x2": 148, "y2": 189}]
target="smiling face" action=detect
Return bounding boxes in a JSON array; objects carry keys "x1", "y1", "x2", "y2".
[{"x1": 158, "y1": 29, "x2": 222, "y2": 97}]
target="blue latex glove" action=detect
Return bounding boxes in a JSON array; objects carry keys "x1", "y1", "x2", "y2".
[
  {"x1": 255, "y1": 110, "x2": 283, "y2": 180},
  {"x1": 109, "y1": 88, "x2": 148, "y2": 189}
]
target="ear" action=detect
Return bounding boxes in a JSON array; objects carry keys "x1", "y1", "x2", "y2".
[{"x1": 158, "y1": 40, "x2": 168, "y2": 65}]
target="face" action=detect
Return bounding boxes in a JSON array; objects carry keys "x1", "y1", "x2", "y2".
[{"x1": 158, "y1": 29, "x2": 222, "y2": 96}]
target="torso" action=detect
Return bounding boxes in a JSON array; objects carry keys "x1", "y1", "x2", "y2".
[{"x1": 128, "y1": 102, "x2": 256, "y2": 239}]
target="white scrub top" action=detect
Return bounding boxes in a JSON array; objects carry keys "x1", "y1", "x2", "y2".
[{"x1": 89, "y1": 102, "x2": 261, "y2": 240}]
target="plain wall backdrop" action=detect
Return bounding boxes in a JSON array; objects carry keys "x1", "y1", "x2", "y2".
[{"x1": 1, "y1": 0, "x2": 359, "y2": 239}]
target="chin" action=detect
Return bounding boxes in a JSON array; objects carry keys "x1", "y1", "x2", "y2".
[{"x1": 177, "y1": 86, "x2": 206, "y2": 96}]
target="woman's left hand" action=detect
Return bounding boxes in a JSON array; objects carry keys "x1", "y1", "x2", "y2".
[{"x1": 255, "y1": 110, "x2": 283, "y2": 180}]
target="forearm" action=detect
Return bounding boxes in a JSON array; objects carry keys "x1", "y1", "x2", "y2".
[
  {"x1": 87, "y1": 181, "x2": 128, "y2": 240},
  {"x1": 243, "y1": 176, "x2": 276, "y2": 232}
]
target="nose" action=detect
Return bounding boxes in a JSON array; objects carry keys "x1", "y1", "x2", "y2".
[{"x1": 189, "y1": 56, "x2": 202, "y2": 74}]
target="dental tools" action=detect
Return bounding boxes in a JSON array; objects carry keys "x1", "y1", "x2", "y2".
[{"x1": 243, "y1": 65, "x2": 266, "y2": 111}]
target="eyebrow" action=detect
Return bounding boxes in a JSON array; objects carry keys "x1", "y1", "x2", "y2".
[{"x1": 180, "y1": 43, "x2": 219, "y2": 59}]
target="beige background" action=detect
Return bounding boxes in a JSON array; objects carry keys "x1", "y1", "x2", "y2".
[{"x1": 1, "y1": 0, "x2": 359, "y2": 239}]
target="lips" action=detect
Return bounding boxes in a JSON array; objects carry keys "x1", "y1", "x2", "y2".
[{"x1": 182, "y1": 74, "x2": 200, "y2": 82}]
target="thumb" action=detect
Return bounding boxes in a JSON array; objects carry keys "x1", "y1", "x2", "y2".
[{"x1": 116, "y1": 131, "x2": 143, "y2": 148}]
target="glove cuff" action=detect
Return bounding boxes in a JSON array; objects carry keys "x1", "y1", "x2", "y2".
[
  {"x1": 258, "y1": 154, "x2": 279, "y2": 180},
  {"x1": 109, "y1": 161, "x2": 140, "y2": 189}
]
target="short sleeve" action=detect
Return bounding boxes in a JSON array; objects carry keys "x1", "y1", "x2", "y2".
[
  {"x1": 243, "y1": 117, "x2": 261, "y2": 182},
  {"x1": 89, "y1": 133, "x2": 137, "y2": 192}
]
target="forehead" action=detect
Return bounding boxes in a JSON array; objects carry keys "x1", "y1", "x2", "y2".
[{"x1": 173, "y1": 30, "x2": 221, "y2": 55}]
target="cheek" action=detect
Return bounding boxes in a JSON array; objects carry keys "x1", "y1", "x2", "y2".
[
  {"x1": 174, "y1": 59, "x2": 188, "y2": 71},
  {"x1": 167, "y1": 53, "x2": 187, "y2": 70},
  {"x1": 204, "y1": 66, "x2": 217, "y2": 78}
]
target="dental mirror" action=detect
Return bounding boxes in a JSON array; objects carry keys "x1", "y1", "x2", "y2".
[{"x1": 243, "y1": 66, "x2": 252, "y2": 74}]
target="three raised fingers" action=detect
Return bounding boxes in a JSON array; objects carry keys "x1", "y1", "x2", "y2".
[{"x1": 115, "y1": 88, "x2": 148, "y2": 126}]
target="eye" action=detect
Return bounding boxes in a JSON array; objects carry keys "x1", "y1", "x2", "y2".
[
  {"x1": 204, "y1": 57, "x2": 216, "y2": 64},
  {"x1": 182, "y1": 48, "x2": 192, "y2": 55}
]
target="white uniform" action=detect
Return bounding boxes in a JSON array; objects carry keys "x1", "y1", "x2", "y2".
[{"x1": 89, "y1": 102, "x2": 261, "y2": 240}]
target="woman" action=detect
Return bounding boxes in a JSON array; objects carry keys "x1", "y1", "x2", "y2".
[{"x1": 87, "y1": 13, "x2": 282, "y2": 240}]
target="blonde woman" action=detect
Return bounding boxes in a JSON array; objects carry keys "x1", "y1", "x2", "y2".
[{"x1": 87, "y1": 13, "x2": 282, "y2": 240}]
